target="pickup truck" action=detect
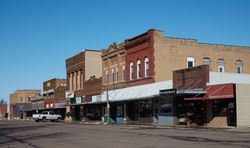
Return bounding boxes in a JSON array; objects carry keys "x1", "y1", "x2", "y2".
[{"x1": 32, "y1": 111, "x2": 62, "y2": 122}]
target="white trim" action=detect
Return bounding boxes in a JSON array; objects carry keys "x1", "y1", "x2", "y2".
[
  {"x1": 137, "y1": 60, "x2": 141, "y2": 79},
  {"x1": 218, "y1": 66, "x2": 225, "y2": 73},
  {"x1": 144, "y1": 57, "x2": 149, "y2": 77},
  {"x1": 130, "y1": 62, "x2": 134, "y2": 80}
]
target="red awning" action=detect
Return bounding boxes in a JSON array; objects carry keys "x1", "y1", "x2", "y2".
[{"x1": 184, "y1": 83, "x2": 234, "y2": 101}]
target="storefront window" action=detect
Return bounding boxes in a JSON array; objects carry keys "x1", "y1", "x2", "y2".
[
  {"x1": 213, "y1": 100, "x2": 228, "y2": 117},
  {"x1": 159, "y1": 105, "x2": 172, "y2": 116},
  {"x1": 117, "y1": 106, "x2": 123, "y2": 116},
  {"x1": 138, "y1": 100, "x2": 152, "y2": 117}
]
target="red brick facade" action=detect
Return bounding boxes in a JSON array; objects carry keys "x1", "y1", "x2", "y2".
[
  {"x1": 0, "y1": 104, "x2": 7, "y2": 119},
  {"x1": 125, "y1": 29, "x2": 155, "y2": 87}
]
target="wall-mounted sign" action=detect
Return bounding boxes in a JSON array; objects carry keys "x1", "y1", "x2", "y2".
[
  {"x1": 76, "y1": 97, "x2": 82, "y2": 104},
  {"x1": 173, "y1": 65, "x2": 209, "y2": 90},
  {"x1": 160, "y1": 89, "x2": 176, "y2": 96},
  {"x1": 65, "y1": 91, "x2": 74, "y2": 98}
]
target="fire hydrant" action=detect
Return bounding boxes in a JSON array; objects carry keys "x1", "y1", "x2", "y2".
[{"x1": 186, "y1": 117, "x2": 192, "y2": 128}]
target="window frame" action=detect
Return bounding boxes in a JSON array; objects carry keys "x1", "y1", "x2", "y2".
[
  {"x1": 105, "y1": 69, "x2": 109, "y2": 83},
  {"x1": 217, "y1": 59, "x2": 225, "y2": 73},
  {"x1": 137, "y1": 60, "x2": 141, "y2": 79},
  {"x1": 236, "y1": 60, "x2": 243, "y2": 74},
  {"x1": 186, "y1": 57, "x2": 195, "y2": 68},
  {"x1": 144, "y1": 57, "x2": 149, "y2": 77},
  {"x1": 130, "y1": 62, "x2": 134, "y2": 80}
]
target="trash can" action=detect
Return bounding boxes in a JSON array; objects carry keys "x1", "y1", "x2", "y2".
[{"x1": 103, "y1": 115, "x2": 108, "y2": 124}]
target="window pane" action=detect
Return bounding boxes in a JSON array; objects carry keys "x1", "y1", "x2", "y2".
[{"x1": 188, "y1": 61, "x2": 193, "y2": 68}]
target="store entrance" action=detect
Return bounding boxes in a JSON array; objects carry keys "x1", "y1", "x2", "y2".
[{"x1": 177, "y1": 99, "x2": 205, "y2": 125}]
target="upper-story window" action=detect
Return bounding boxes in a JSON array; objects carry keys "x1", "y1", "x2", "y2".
[
  {"x1": 144, "y1": 57, "x2": 149, "y2": 77},
  {"x1": 203, "y1": 57, "x2": 211, "y2": 65},
  {"x1": 105, "y1": 69, "x2": 109, "y2": 83},
  {"x1": 236, "y1": 60, "x2": 243, "y2": 74},
  {"x1": 122, "y1": 64, "x2": 125, "y2": 81},
  {"x1": 112, "y1": 68, "x2": 115, "y2": 83},
  {"x1": 187, "y1": 57, "x2": 195, "y2": 68},
  {"x1": 130, "y1": 62, "x2": 134, "y2": 80},
  {"x1": 116, "y1": 66, "x2": 119, "y2": 81},
  {"x1": 137, "y1": 60, "x2": 141, "y2": 79},
  {"x1": 217, "y1": 59, "x2": 225, "y2": 73},
  {"x1": 28, "y1": 96, "x2": 31, "y2": 102}
]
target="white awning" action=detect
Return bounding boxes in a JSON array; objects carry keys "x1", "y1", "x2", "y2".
[{"x1": 100, "y1": 80, "x2": 173, "y2": 102}]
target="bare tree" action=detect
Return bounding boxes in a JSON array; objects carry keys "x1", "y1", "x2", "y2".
[{"x1": 0, "y1": 98, "x2": 6, "y2": 104}]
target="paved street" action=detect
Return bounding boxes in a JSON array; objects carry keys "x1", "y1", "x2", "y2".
[{"x1": 0, "y1": 120, "x2": 250, "y2": 148}]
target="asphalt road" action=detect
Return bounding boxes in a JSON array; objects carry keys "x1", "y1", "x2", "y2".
[{"x1": 0, "y1": 120, "x2": 250, "y2": 148}]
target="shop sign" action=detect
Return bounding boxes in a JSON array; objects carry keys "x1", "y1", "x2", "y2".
[
  {"x1": 65, "y1": 91, "x2": 74, "y2": 98},
  {"x1": 160, "y1": 89, "x2": 176, "y2": 96},
  {"x1": 76, "y1": 97, "x2": 82, "y2": 104}
]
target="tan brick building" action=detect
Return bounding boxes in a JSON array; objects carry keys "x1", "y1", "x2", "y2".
[
  {"x1": 153, "y1": 30, "x2": 250, "y2": 82},
  {"x1": 9, "y1": 89, "x2": 40, "y2": 117},
  {"x1": 66, "y1": 50, "x2": 102, "y2": 97},
  {"x1": 101, "y1": 42, "x2": 126, "y2": 90}
]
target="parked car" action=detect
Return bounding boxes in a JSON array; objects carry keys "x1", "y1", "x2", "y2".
[{"x1": 32, "y1": 111, "x2": 62, "y2": 122}]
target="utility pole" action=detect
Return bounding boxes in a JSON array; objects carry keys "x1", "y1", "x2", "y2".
[{"x1": 106, "y1": 86, "x2": 110, "y2": 124}]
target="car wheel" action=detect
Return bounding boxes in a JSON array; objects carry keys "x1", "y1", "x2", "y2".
[
  {"x1": 57, "y1": 117, "x2": 61, "y2": 122},
  {"x1": 42, "y1": 117, "x2": 46, "y2": 122},
  {"x1": 35, "y1": 119, "x2": 39, "y2": 122}
]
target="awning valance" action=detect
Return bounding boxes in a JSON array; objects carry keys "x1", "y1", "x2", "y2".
[{"x1": 184, "y1": 83, "x2": 234, "y2": 101}]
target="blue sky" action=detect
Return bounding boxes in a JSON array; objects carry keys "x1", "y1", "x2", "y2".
[{"x1": 1, "y1": 0, "x2": 250, "y2": 103}]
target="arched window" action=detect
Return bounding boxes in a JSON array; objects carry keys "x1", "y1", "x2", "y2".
[
  {"x1": 130, "y1": 62, "x2": 134, "y2": 80},
  {"x1": 116, "y1": 66, "x2": 119, "y2": 81},
  {"x1": 122, "y1": 64, "x2": 125, "y2": 81},
  {"x1": 144, "y1": 57, "x2": 149, "y2": 77},
  {"x1": 105, "y1": 69, "x2": 109, "y2": 83},
  {"x1": 203, "y1": 57, "x2": 211, "y2": 65},
  {"x1": 217, "y1": 59, "x2": 225, "y2": 73},
  {"x1": 137, "y1": 60, "x2": 141, "y2": 79},
  {"x1": 236, "y1": 60, "x2": 243, "y2": 74},
  {"x1": 187, "y1": 57, "x2": 195, "y2": 68}
]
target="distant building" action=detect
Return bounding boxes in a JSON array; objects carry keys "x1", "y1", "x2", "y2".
[
  {"x1": 0, "y1": 104, "x2": 7, "y2": 119},
  {"x1": 9, "y1": 89, "x2": 40, "y2": 118},
  {"x1": 41, "y1": 78, "x2": 67, "y2": 118}
]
